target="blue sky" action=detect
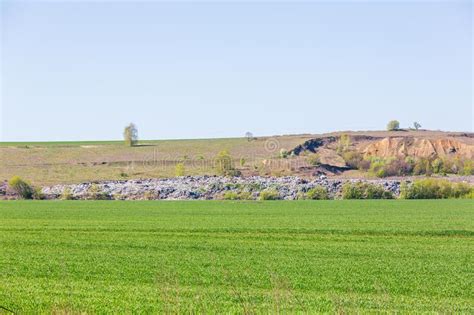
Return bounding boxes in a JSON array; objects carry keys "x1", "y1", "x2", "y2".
[{"x1": 1, "y1": 1, "x2": 472, "y2": 141}]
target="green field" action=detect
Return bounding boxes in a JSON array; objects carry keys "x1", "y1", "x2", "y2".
[{"x1": 0, "y1": 200, "x2": 472, "y2": 313}]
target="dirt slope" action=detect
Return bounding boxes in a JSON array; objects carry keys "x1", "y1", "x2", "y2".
[
  {"x1": 291, "y1": 130, "x2": 474, "y2": 169},
  {"x1": 362, "y1": 137, "x2": 474, "y2": 159}
]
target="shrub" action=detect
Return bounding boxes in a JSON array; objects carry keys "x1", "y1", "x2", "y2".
[
  {"x1": 463, "y1": 190, "x2": 474, "y2": 199},
  {"x1": 61, "y1": 187, "x2": 74, "y2": 200},
  {"x1": 431, "y1": 158, "x2": 444, "y2": 174},
  {"x1": 296, "y1": 191, "x2": 306, "y2": 200},
  {"x1": 461, "y1": 159, "x2": 474, "y2": 176},
  {"x1": 259, "y1": 189, "x2": 280, "y2": 200},
  {"x1": 440, "y1": 158, "x2": 455, "y2": 174},
  {"x1": 238, "y1": 191, "x2": 252, "y2": 200},
  {"x1": 215, "y1": 150, "x2": 240, "y2": 176},
  {"x1": 306, "y1": 186, "x2": 329, "y2": 200},
  {"x1": 342, "y1": 151, "x2": 363, "y2": 169},
  {"x1": 223, "y1": 191, "x2": 253, "y2": 200},
  {"x1": 449, "y1": 182, "x2": 472, "y2": 198},
  {"x1": 143, "y1": 191, "x2": 159, "y2": 200},
  {"x1": 342, "y1": 182, "x2": 364, "y2": 199},
  {"x1": 240, "y1": 158, "x2": 246, "y2": 167},
  {"x1": 358, "y1": 159, "x2": 372, "y2": 171},
  {"x1": 32, "y1": 187, "x2": 44, "y2": 200},
  {"x1": 413, "y1": 122, "x2": 421, "y2": 130},
  {"x1": 452, "y1": 158, "x2": 463, "y2": 175},
  {"x1": 443, "y1": 158, "x2": 474, "y2": 175},
  {"x1": 365, "y1": 184, "x2": 393, "y2": 199},
  {"x1": 175, "y1": 163, "x2": 185, "y2": 176},
  {"x1": 382, "y1": 159, "x2": 413, "y2": 177},
  {"x1": 279, "y1": 149, "x2": 289, "y2": 159},
  {"x1": 365, "y1": 157, "x2": 414, "y2": 178},
  {"x1": 342, "y1": 182, "x2": 393, "y2": 199},
  {"x1": 86, "y1": 184, "x2": 109, "y2": 200},
  {"x1": 8, "y1": 176, "x2": 33, "y2": 199},
  {"x1": 123, "y1": 123, "x2": 138, "y2": 147},
  {"x1": 387, "y1": 120, "x2": 400, "y2": 131},
  {"x1": 307, "y1": 154, "x2": 321, "y2": 166},
  {"x1": 215, "y1": 150, "x2": 232, "y2": 172},
  {"x1": 246, "y1": 182, "x2": 263, "y2": 192},
  {"x1": 223, "y1": 191, "x2": 239, "y2": 200},
  {"x1": 368, "y1": 159, "x2": 386, "y2": 177},
  {"x1": 400, "y1": 179, "x2": 473, "y2": 199},
  {"x1": 413, "y1": 158, "x2": 432, "y2": 176},
  {"x1": 227, "y1": 169, "x2": 242, "y2": 177}
]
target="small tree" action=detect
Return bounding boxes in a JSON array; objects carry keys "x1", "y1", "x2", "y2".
[
  {"x1": 175, "y1": 163, "x2": 185, "y2": 176},
  {"x1": 215, "y1": 150, "x2": 240, "y2": 176},
  {"x1": 305, "y1": 186, "x2": 329, "y2": 200},
  {"x1": 342, "y1": 151, "x2": 363, "y2": 169},
  {"x1": 123, "y1": 123, "x2": 138, "y2": 146},
  {"x1": 386, "y1": 120, "x2": 400, "y2": 131},
  {"x1": 337, "y1": 134, "x2": 351, "y2": 153},
  {"x1": 413, "y1": 122, "x2": 421, "y2": 130},
  {"x1": 245, "y1": 131, "x2": 254, "y2": 142},
  {"x1": 307, "y1": 154, "x2": 321, "y2": 166}
]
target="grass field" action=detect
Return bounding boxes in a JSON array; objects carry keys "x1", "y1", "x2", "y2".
[
  {"x1": 0, "y1": 200, "x2": 472, "y2": 313},
  {"x1": 0, "y1": 136, "x2": 312, "y2": 185}
]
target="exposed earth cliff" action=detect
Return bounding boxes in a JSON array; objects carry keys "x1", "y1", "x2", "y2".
[{"x1": 290, "y1": 130, "x2": 473, "y2": 172}]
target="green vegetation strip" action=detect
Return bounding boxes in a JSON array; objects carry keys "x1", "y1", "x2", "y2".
[{"x1": 0, "y1": 200, "x2": 472, "y2": 313}]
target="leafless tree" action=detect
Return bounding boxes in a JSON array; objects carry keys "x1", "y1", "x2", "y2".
[{"x1": 245, "y1": 131, "x2": 254, "y2": 142}]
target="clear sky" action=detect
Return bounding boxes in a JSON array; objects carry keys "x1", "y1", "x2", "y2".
[{"x1": 0, "y1": 1, "x2": 472, "y2": 141}]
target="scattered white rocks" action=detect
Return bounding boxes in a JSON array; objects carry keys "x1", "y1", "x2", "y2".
[{"x1": 40, "y1": 176, "x2": 403, "y2": 200}]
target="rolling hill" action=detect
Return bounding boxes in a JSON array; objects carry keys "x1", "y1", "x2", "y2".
[{"x1": 1, "y1": 130, "x2": 472, "y2": 185}]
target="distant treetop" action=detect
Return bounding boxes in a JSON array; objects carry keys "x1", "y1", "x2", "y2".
[
  {"x1": 123, "y1": 123, "x2": 138, "y2": 147},
  {"x1": 386, "y1": 120, "x2": 400, "y2": 131}
]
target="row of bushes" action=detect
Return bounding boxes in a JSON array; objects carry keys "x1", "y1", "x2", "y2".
[
  {"x1": 7, "y1": 176, "x2": 473, "y2": 200},
  {"x1": 223, "y1": 180, "x2": 473, "y2": 200},
  {"x1": 340, "y1": 180, "x2": 472, "y2": 199},
  {"x1": 222, "y1": 186, "x2": 330, "y2": 201},
  {"x1": 400, "y1": 179, "x2": 473, "y2": 199},
  {"x1": 222, "y1": 189, "x2": 283, "y2": 200},
  {"x1": 341, "y1": 151, "x2": 473, "y2": 177},
  {"x1": 223, "y1": 184, "x2": 391, "y2": 200}
]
